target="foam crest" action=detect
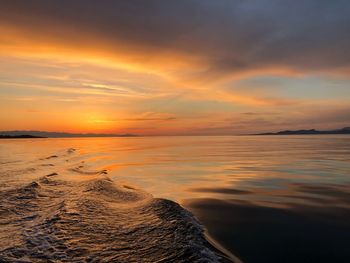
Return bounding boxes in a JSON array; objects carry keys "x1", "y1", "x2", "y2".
[{"x1": 0, "y1": 149, "x2": 236, "y2": 262}]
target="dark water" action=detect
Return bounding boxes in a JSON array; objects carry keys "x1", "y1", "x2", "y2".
[{"x1": 1, "y1": 135, "x2": 350, "y2": 262}]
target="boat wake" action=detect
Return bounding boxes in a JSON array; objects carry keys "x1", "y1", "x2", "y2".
[{"x1": 0, "y1": 149, "x2": 235, "y2": 262}]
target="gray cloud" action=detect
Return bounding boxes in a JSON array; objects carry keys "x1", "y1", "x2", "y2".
[{"x1": 1, "y1": 0, "x2": 350, "y2": 78}]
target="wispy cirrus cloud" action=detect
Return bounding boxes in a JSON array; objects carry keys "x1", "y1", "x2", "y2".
[
  {"x1": 1, "y1": 0, "x2": 350, "y2": 81},
  {"x1": 0, "y1": 1, "x2": 349, "y2": 134}
]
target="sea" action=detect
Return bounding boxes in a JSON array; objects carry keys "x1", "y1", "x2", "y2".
[{"x1": 1, "y1": 135, "x2": 349, "y2": 262}]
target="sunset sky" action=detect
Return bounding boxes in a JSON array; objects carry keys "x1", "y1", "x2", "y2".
[{"x1": 1, "y1": 0, "x2": 350, "y2": 135}]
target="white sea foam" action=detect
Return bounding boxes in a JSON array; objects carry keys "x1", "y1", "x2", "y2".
[{"x1": 0, "y1": 149, "x2": 235, "y2": 262}]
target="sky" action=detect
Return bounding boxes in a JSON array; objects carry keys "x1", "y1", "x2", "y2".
[{"x1": 0, "y1": 0, "x2": 350, "y2": 135}]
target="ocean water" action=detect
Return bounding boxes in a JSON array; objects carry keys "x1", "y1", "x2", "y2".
[{"x1": 1, "y1": 135, "x2": 350, "y2": 262}]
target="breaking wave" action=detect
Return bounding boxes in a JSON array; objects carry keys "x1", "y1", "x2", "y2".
[{"x1": 0, "y1": 149, "x2": 236, "y2": 262}]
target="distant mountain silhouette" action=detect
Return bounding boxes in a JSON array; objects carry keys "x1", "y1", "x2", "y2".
[
  {"x1": 255, "y1": 127, "x2": 350, "y2": 135},
  {"x1": 0, "y1": 134, "x2": 46, "y2": 139},
  {"x1": 0, "y1": 131, "x2": 138, "y2": 138}
]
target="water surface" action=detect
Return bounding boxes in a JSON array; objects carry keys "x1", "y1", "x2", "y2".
[{"x1": 1, "y1": 135, "x2": 350, "y2": 262}]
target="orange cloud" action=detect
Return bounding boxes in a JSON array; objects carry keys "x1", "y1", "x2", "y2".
[{"x1": 1, "y1": 1, "x2": 349, "y2": 135}]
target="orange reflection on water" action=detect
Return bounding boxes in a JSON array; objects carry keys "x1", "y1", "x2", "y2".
[{"x1": 1, "y1": 135, "x2": 350, "y2": 206}]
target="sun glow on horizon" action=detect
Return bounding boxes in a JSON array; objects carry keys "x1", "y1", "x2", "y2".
[{"x1": 0, "y1": 1, "x2": 350, "y2": 135}]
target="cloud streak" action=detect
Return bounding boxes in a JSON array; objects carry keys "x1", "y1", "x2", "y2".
[
  {"x1": 0, "y1": 1, "x2": 349, "y2": 134},
  {"x1": 1, "y1": 0, "x2": 350, "y2": 81}
]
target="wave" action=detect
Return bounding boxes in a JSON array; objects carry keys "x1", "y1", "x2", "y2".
[{"x1": 0, "y1": 149, "x2": 237, "y2": 262}]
